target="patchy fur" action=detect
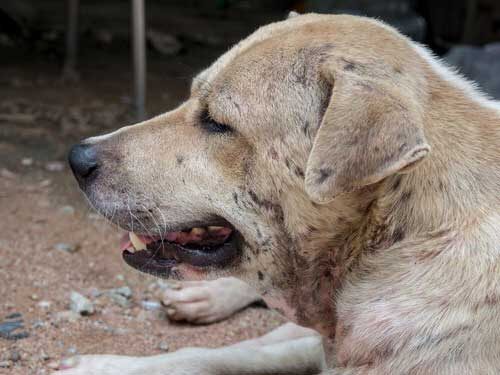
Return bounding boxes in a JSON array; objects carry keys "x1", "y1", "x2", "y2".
[{"x1": 65, "y1": 13, "x2": 500, "y2": 375}]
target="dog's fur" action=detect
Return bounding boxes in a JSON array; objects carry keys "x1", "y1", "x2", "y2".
[{"x1": 61, "y1": 13, "x2": 500, "y2": 375}]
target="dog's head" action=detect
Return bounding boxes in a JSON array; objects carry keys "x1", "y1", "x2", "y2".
[{"x1": 69, "y1": 14, "x2": 429, "y2": 295}]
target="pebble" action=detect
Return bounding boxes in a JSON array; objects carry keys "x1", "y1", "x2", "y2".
[
  {"x1": 54, "y1": 310, "x2": 80, "y2": 323},
  {"x1": 69, "y1": 292, "x2": 94, "y2": 315},
  {"x1": 59, "y1": 205, "x2": 75, "y2": 215},
  {"x1": 66, "y1": 346, "x2": 78, "y2": 356},
  {"x1": 37, "y1": 300, "x2": 51, "y2": 309},
  {"x1": 21, "y1": 157, "x2": 33, "y2": 166},
  {"x1": 54, "y1": 242, "x2": 79, "y2": 254},
  {"x1": 0, "y1": 168, "x2": 17, "y2": 179},
  {"x1": 9, "y1": 350, "x2": 21, "y2": 362},
  {"x1": 0, "y1": 361, "x2": 11, "y2": 368},
  {"x1": 39, "y1": 351, "x2": 50, "y2": 361},
  {"x1": 39, "y1": 179, "x2": 52, "y2": 188},
  {"x1": 102, "y1": 286, "x2": 133, "y2": 308},
  {"x1": 158, "y1": 341, "x2": 169, "y2": 352},
  {"x1": 45, "y1": 161, "x2": 65, "y2": 172},
  {"x1": 141, "y1": 300, "x2": 162, "y2": 311},
  {"x1": 110, "y1": 286, "x2": 133, "y2": 299}
]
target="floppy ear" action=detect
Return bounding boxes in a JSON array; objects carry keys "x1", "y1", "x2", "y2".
[{"x1": 305, "y1": 64, "x2": 430, "y2": 204}]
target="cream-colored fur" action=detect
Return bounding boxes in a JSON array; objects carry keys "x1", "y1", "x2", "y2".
[{"x1": 60, "y1": 13, "x2": 500, "y2": 375}]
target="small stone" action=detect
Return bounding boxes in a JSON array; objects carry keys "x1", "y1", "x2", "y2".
[
  {"x1": 37, "y1": 300, "x2": 51, "y2": 309},
  {"x1": 105, "y1": 286, "x2": 133, "y2": 308},
  {"x1": 0, "y1": 360, "x2": 11, "y2": 368},
  {"x1": 39, "y1": 179, "x2": 52, "y2": 188},
  {"x1": 9, "y1": 350, "x2": 21, "y2": 362},
  {"x1": 115, "y1": 274, "x2": 125, "y2": 281},
  {"x1": 110, "y1": 286, "x2": 133, "y2": 299},
  {"x1": 21, "y1": 158, "x2": 33, "y2": 166},
  {"x1": 69, "y1": 292, "x2": 94, "y2": 315},
  {"x1": 54, "y1": 242, "x2": 79, "y2": 254},
  {"x1": 109, "y1": 293, "x2": 130, "y2": 308},
  {"x1": 158, "y1": 341, "x2": 169, "y2": 352},
  {"x1": 39, "y1": 350, "x2": 50, "y2": 361},
  {"x1": 31, "y1": 294, "x2": 39, "y2": 301},
  {"x1": 45, "y1": 161, "x2": 65, "y2": 172},
  {"x1": 54, "y1": 310, "x2": 80, "y2": 323},
  {"x1": 141, "y1": 300, "x2": 162, "y2": 311},
  {"x1": 0, "y1": 168, "x2": 17, "y2": 179},
  {"x1": 32, "y1": 320, "x2": 45, "y2": 329},
  {"x1": 66, "y1": 346, "x2": 77, "y2": 355},
  {"x1": 59, "y1": 205, "x2": 75, "y2": 215}
]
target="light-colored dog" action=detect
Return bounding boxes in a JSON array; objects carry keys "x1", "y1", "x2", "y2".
[{"x1": 62, "y1": 13, "x2": 500, "y2": 375}]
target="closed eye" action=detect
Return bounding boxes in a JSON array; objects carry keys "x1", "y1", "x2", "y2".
[{"x1": 200, "y1": 110, "x2": 233, "y2": 134}]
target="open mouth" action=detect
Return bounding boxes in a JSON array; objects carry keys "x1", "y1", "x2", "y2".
[{"x1": 121, "y1": 224, "x2": 241, "y2": 278}]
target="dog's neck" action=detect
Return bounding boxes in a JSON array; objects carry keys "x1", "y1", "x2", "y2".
[{"x1": 286, "y1": 82, "x2": 500, "y2": 336}]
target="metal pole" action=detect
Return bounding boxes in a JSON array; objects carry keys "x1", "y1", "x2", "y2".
[
  {"x1": 63, "y1": 0, "x2": 79, "y2": 80},
  {"x1": 132, "y1": 0, "x2": 147, "y2": 121}
]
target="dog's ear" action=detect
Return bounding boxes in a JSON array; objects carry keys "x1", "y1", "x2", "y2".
[{"x1": 305, "y1": 62, "x2": 430, "y2": 204}]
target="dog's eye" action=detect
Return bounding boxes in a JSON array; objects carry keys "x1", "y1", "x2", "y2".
[{"x1": 200, "y1": 111, "x2": 232, "y2": 134}]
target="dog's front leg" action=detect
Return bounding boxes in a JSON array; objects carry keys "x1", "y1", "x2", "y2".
[
  {"x1": 53, "y1": 323, "x2": 326, "y2": 375},
  {"x1": 160, "y1": 277, "x2": 265, "y2": 324}
]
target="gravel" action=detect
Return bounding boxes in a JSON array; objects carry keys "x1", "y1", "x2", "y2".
[{"x1": 69, "y1": 292, "x2": 95, "y2": 316}]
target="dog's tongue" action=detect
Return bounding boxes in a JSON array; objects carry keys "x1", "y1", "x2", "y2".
[{"x1": 120, "y1": 227, "x2": 233, "y2": 251}]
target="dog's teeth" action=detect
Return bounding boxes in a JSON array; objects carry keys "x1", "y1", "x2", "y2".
[
  {"x1": 129, "y1": 232, "x2": 147, "y2": 250},
  {"x1": 190, "y1": 227, "x2": 206, "y2": 236},
  {"x1": 207, "y1": 226, "x2": 224, "y2": 232}
]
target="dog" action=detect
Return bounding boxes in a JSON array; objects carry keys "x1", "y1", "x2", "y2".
[{"x1": 60, "y1": 12, "x2": 500, "y2": 375}]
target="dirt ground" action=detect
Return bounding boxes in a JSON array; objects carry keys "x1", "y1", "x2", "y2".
[{"x1": 0, "y1": 32, "x2": 287, "y2": 374}]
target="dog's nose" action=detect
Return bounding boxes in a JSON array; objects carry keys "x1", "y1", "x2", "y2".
[{"x1": 68, "y1": 143, "x2": 99, "y2": 183}]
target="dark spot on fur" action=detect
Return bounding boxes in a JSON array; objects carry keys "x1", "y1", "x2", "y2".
[
  {"x1": 341, "y1": 58, "x2": 356, "y2": 71},
  {"x1": 294, "y1": 166, "x2": 305, "y2": 178},
  {"x1": 355, "y1": 81, "x2": 374, "y2": 92},
  {"x1": 398, "y1": 142, "x2": 408, "y2": 153},
  {"x1": 393, "y1": 227, "x2": 405, "y2": 242},
  {"x1": 176, "y1": 155, "x2": 184, "y2": 165},
  {"x1": 269, "y1": 147, "x2": 279, "y2": 161},
  {"x1": 316, "y1": 168, "x2": 333, "y2": 184},
  {"x1": 307, "y1": 225, "x2": 318, "y2": 233},
  {"x1": 247, "y1": 190, "x2": 284, "y2": 222},
  {"x1": 258, "y1": 271, "x2": 264, "y2": 280},
  {"x1": 302, "y1": 121, "x2": 310, "y2": 135},
  {"x1": 285, "y1": 158, "x2": 291, "y2": 169},
  {"x1": 394, "y1": 66, "x2": 402, "y2": 74},
  {"x1": 254, "y1": 223, "x2": 262, "y2": 239},
  {"x1": 392, "y1": 176, "x2": 402, "y2": 191},
  {"x1": 438, "y1": 181, "x2": 445, "y2": 191},
  {"x1": 233, "y1": 192, "x2": 239, "y2": 205},
  {"x1": 400, "y1": 190, "x2": 412, "y2": 202}
]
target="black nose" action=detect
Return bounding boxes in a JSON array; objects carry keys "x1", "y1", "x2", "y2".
[{"x1": 68, "y1": 143, "x2": 99, "y2": 183}]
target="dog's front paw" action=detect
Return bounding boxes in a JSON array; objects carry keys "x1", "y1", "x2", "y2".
[{"x1": 160, "y1": 277, "x2": 262, "y2": 324}]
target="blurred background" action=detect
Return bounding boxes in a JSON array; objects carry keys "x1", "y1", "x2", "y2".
[
  {"x1": 1, "y1": 0, "x2": 500, "y2": 170},
  {"x1": 0, "y1": 1, "x2": 499, "y2": 374}
]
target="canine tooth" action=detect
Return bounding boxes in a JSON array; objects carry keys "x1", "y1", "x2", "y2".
[
  {"x1": 129, "y1": 232, "x2": 147, "y2": 250},
  {"x1": 190, "y1": 227, "x2": 206, "y2": 235},
  {"x1": 207, "y1": 226, "x2": 224, "y2": 232}
]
